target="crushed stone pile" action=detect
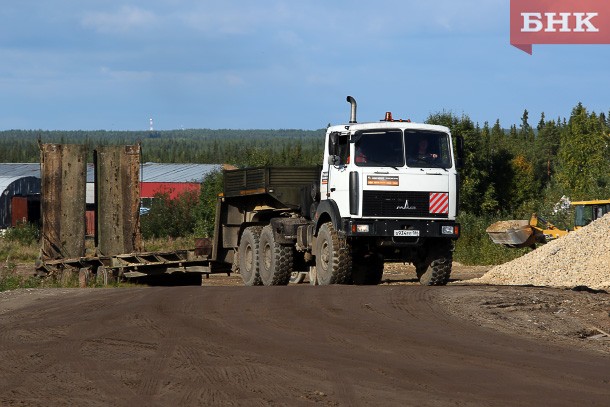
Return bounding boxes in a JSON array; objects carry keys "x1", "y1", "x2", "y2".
[{"x1": 470, "y1": 213, "x2": 610, "y2": 290}]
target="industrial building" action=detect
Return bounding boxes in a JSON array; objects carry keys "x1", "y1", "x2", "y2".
[{"x1": 0, "y1": 164, "x2": 41, "y2": 229}]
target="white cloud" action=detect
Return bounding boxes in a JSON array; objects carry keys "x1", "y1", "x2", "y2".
[{"x1": 81, "y1": 5, "x2": 157, "y2": 33}]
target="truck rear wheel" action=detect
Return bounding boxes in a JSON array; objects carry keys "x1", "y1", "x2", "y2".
[
  {"x1": 315, "y1": 222, "x2": 352, "y2": 285},
  {"x1": 259, "y1": 225, "x2": 293, "y2": 286},
  {"x1": 238, "y1": 226, "x2": 263, "y2": 286},
  {"x1": 418, "y1": 241, "x2": 452, "y2": 286}
]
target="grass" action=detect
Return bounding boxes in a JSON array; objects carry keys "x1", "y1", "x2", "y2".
[
  {"x1": 0, "y1": 273, "x2": 41, "y2": 292},
  {"x1": 0, "y1": 240, "x2": 40, "y2": 263}
]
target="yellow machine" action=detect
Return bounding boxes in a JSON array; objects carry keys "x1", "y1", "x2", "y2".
[{"x1": 486, "y1": 200, "x2": 610, "y2": 248}]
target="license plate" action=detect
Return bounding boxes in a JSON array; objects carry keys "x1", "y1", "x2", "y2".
[{"x1": 394, "y1": 230, "x2": 419, "y2": 237}]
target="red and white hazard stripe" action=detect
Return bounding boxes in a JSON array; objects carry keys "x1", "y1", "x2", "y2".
[{"x1": 429, "y1": 192, "x2": 449, "y2": 214}]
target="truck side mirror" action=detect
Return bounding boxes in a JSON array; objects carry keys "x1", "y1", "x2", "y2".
[
  {"x1": 456, "y1": 136, "x2": 464, "y2": 169},
  {"x1": 329, "y1": 132, "x2": 339, "y2": 156}
]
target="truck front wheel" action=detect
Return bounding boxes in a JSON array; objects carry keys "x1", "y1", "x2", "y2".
[
  {"x1": 315, "y1": 222, "x2": 352, "y2": 285},
  {"x1": 259, "y1": 225, "x2": 293, "y2": 286},
  {"x1": 418, "y1": 241, "x2": 452, "y2": 286},
  {"x1": 238, "y1": 226, "x2": 263, "y2": 286}
]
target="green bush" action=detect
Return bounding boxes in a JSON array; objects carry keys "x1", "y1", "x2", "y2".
[
  {"x1": 3, "y1": 223, "x2": 40, "y2": 245},
  {"x1": 194, "y1": 170, "x2": 223, "y2": 238},
  {"x1": 0, "y1": 273, "x2": 40, "y2": 292},
  {"x1": 140, "y1": 189, "x2": 200, "y2": 239}
]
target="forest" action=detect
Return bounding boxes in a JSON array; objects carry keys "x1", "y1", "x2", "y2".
[{"x1": 1, "y1": 102, "x2": 609, "y2": 264}]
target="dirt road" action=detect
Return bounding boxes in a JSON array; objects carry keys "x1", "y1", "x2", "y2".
[{"x1": 1, "y1": 279, "x2": 609, "y2": 406}]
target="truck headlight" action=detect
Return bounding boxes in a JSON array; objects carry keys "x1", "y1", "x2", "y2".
[
  {"x1": 441, "y1": 226, "x2": 456, "y2": 235},
  {"x1": 356, "y1": 224, "x2": 370, "y2": 233}
]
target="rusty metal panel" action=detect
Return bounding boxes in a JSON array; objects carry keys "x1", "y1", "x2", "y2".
[
  {"x1": 85, "y1": 210, "x2": 95, "y2": 237},
  {"x1": 95, "y1": 145, "x2": 142, "y2": 256},
  {"x1": 11, "y1": 196, "x2": 28, "y2": 226},
  {"x1": 40, "y1": 144, "x2": 87, "y2": 260}
]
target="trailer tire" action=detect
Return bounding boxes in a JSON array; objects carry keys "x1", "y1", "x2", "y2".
[
  {"x1": 259, "y1": 226, "x2": 293, "y2": 286},
  {"x1": 238, "y1": 226, "x2": 263, "y2": 286},
  {"x1": 96, "y1": 266, "x2": 109, "y2": 286},
  {"x1": 315, "y1": 222, "x2": 352, "y2": 285}
]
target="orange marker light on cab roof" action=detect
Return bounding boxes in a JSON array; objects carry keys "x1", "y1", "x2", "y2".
[{"x1": 383, "y1": 112, "x2": 411, "y2": 122}]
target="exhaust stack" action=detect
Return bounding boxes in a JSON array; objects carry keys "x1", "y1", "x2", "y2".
[{"x1": 346, "y1": 96, "x2": 357, "y2": 123}]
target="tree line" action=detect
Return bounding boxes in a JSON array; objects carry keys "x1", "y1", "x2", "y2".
[
  {"x1": 428, "y1": 103, "x2": 610, "y2": 222},
  {"x1": 0, "y1": 129, "x2": 324, "y2": 167}
]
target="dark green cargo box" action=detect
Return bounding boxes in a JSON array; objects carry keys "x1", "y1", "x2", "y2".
[{"x1": 223, "y1": 166, "x2": 320, "y2": 209}]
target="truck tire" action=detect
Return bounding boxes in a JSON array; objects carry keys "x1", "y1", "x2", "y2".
[
  {"x1": 418, "y1": 242, "x2": 452, "y2": 286},
  {"x1": 315, "y1": 222, "x2": 352, "y2": 285},
  {"x1": 238, "y1": 226, "x2": 263, "y2": 286},
  {"x1": 259, "y1": 225, "x2": 293, "y2": 286},
  {"x1": 352, "y1": 253, "x2": 384, "y2": 285}
]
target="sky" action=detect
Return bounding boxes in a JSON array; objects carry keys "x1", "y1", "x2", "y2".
[{"x1": 1, "y1": 1, "x2": 609, "y2": 131}]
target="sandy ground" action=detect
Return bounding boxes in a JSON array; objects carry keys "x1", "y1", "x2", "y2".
[{"x1": 0, "y1": 264, "x2": 609, "y2": 406}]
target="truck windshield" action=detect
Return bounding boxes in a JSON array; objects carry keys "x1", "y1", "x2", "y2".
[
  {"x1": 405, "y1": 130, "x2": 451, "y2": 169},
  {"x1": 353, "y1": 130, "x2": 404, "y2": 167}
]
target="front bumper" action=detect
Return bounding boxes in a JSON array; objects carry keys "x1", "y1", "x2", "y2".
[{"x1": 341, "y1": 218, "x2": 460, "y2": 239}]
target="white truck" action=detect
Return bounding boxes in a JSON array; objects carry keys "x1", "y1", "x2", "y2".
[{"x1": 212, "y1": 96, "x2": 463, "y2": 285}]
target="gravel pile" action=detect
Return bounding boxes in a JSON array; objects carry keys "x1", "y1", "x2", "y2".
[{"x1": 470, "y1": 213, "x2": 610, "y2": 289}]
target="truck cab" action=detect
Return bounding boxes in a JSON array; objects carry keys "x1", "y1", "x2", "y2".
[{"x1": 311, "y1": 96, "x2": 462, "y2": 285}]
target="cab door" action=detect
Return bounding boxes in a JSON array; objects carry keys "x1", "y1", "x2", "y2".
[{"x1": 323, "y1": 132, "x2": 351, "y2": 217}]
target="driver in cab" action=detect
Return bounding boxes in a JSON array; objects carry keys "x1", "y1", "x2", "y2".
[{"x1": 416, "y1": 138, "x2": 438, "y2": 160}]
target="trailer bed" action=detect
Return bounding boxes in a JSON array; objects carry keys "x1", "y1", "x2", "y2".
[{"x1": 36, "y1": 247, "x2": 231, "y2": 282}]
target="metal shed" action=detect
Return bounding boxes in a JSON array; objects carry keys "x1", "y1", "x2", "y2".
[
  {"x1": 0, "y1": 164, "x2": 41, "y2": 229},
  {"x1": 139, "y1": 163, "x2": 222, "y2": 200}
]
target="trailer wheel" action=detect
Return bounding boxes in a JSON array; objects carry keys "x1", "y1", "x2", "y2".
[
  {"x1": 259, "y1": 225, "x2": 293, "y2": 286},
  {"x1": 418, "y1": 242, "x2": 452, "y2": 286},
  {"x1": 96, "y1": 266, "x2": 109, "y2": 286},
  {"x1": 238, "y1": 226, "x2": 263, "y2": 286},
  {"x1": 315, "y1": 222, "x2": 352, "y2": 285}
]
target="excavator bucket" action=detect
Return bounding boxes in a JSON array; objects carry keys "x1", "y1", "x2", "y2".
[{"x1": 485, "y1": 220, "x2": 536, "y2": 248}]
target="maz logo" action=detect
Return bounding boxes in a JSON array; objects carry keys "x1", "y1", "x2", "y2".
[{"x1": 396, "y1": 200, "x2": 417, "y2": 210}]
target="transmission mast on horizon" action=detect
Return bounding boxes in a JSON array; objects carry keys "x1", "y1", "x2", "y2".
[{"x1": 149, "y1": 117, "x2": 154, "y2": 131}]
